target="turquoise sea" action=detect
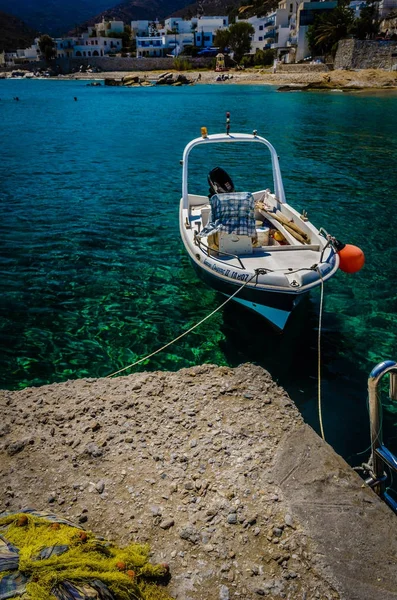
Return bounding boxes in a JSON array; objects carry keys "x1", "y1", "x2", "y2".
[{"x1": 1, "y1": 79, "x2": 397, "y2": 465}]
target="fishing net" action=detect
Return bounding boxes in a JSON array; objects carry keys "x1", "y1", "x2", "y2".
[{"x1": 0, "y1": 510, "x2": 173, "y2": 600}]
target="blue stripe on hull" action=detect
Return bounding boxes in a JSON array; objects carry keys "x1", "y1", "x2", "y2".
[{"x1": 231, "y1": 296, "x2": 291, "y2": 330}]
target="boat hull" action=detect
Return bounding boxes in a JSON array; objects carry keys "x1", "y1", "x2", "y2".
[{"x1": 189, "y1": 257, "x2": 305, "y2": 329}]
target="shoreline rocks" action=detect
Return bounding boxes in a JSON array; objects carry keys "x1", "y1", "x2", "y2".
[{"x1": 104, "y1": 72, "x2": 195, "y2": 88}]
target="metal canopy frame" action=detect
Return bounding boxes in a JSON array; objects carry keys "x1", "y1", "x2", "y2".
[{"x1": 181, "y1": 133, "x2": 286, "y2": 209}]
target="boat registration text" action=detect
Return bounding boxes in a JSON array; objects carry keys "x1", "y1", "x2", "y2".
[{"x1": 203, "y1": 259, "x2": 250, "y2": 282}]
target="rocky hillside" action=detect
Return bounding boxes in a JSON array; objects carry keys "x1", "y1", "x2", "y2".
[
  {"x1": 172, "y1": 0, "x2": 278, "y2": 20},
  {"x1": 0, "y1": 0, "x2": 279, "y2": 39},
  {"x1": 0, "y1": 0, "x2": 121, "y2": 36},
  {"x1": 0, "y1": 11, "x2": 37, "y2": 52},
  {"x1": 77, "y1": 0, "x2": 200, "y2": 32},
  {"x1": 86, "y1": 0, "x2": 279, "y2": 29}
]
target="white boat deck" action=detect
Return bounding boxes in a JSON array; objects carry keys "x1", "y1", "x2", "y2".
[
  {"x1": 211, "y1": 246, "x2": 322, "y2": 272},
  {"x1": 187, "y1": 200, "x2": 323, "y2": 275}
]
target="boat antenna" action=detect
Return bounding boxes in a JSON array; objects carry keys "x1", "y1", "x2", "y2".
[{"x1": 226, "y1": 111, "x2": 230, "y2": 135}]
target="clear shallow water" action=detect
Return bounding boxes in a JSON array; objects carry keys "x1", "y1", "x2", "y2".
[{"x1": 1, "y1": 79, "x2": 397, "y2": 464}]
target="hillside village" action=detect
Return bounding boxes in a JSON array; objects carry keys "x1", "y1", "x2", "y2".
[{"x1": 1, "y1": 0, "x2": 397, "y2": 71}]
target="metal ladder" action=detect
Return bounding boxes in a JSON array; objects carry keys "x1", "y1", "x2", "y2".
[{"x1": 366, "y1": 360, "x2": 397, "y2": 513}]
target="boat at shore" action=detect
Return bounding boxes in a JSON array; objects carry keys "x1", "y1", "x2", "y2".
[{"x1": 179, "y1": 123, "x2": 364, "y2": 330}]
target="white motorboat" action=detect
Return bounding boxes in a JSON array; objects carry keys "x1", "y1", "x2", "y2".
[{"x1": 179, "y1": 125, "x2": 364, "y2": 330}]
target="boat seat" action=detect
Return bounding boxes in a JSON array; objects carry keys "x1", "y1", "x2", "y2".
[
  {"x1": 198, "y1": 192, "x2": 256, "y2": 256},
  {"x1": 200, "y1": 205, "x2": 211, "y2": 227},
  {"x1": 219, "y1": 232, "x2": 253, "y2": 256}
]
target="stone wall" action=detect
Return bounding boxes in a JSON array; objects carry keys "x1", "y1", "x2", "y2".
[
  {"x1": 0, "y1": 60, "x2": 47, "y2": 73},
  {"x1": 58, "y1": 56, "x2": 213, "y2": 74},
  {"x1": 0, "y1": 56, "x2": 214, "y2": 74},
  {"x1": 335, "y1": 38, "x2": 397, "y2": 69}
]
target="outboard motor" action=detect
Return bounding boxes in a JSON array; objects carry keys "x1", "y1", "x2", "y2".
[{"x1": 208, "y1": 167, "x2": 235, "y2": 197}]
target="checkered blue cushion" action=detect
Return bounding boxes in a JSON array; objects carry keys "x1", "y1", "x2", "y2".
[{"x1": 200, "y1": 192, "x2": 256, "y2": 238}]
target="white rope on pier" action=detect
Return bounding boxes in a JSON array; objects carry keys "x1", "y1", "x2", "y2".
[{"x1": 317, "y1": 271, "x2": 325, "y2": 441}]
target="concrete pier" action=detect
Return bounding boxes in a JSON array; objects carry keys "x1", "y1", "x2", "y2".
[{"x1": 1, "y1": 363, "x2": 396, "y2": 599}]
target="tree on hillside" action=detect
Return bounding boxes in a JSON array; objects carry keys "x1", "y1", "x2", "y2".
[
  {"x1": 228, "y1": 21, "x2": 255, "y2": 63},
  {"x1": 351, "y1": 1, "x2": 380, "y2": 39},
  {"x1": 38, "y1": 34, "x2": 55, "y2": 62},
  {"x1": 214, "y1": 28, "x2": 231, "y2": 52},
  {"x1": 228, "y1": 0, "x2": 279, "y2": 22},
  {"x1": 191, "y1": 21, "x2": 198, "y2": 47},
  {"x1": 215, "y1": 22, "x2": 255, "y2": 62},
  {"x1": 122, "y1": 25, "x2": 131, "y2": 49},
  {"x1": 254, "y1": 48, "x2": 276, "y2": 66},
  {"x1": 307, "y1": 6, "x2": 354, "y2": 56}
]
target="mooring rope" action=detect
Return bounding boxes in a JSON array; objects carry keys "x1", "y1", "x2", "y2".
[
  {"x1": 317, "y1": 270, "x2": 325, "y2": 441},
  {"x1": 106, "y1": 273, "x2": 257, "y2": 378}
]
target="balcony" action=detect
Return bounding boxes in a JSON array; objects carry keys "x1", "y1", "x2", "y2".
[
  {"x1": 263, "y1": 18, "x2": 275, "y2": 27},
  {"x1": 263, "y1": 30, "x2": 276, "y2": 39},
  {"x1": 137, "y1": 39, "x2": 162, "y2": 48}
]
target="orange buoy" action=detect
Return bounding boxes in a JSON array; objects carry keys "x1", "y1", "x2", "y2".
[{"x1": 335, "y1": 242, "x2": 365, "y2": 273}]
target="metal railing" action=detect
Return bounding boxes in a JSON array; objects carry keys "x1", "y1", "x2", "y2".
[
  {"x1": 263, "y1": 30, "x2": 276, "y2": 39},
  {"x1": 366, "y1": 360, "x2": 397, "y2": 513}
]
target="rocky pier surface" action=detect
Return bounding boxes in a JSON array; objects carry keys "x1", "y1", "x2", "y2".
[{"x1": 1, "y1": 363, "x2": 397, "y2": 600}]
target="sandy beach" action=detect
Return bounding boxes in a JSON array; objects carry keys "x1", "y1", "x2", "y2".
[
  {"x1": 2, "y1": 66, "x2": 396, "y2": 89},
  {"x1": 65, "y1": 67, "x2": 397, "y2": 90}
]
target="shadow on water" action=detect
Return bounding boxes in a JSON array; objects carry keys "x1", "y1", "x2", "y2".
[{"x1": 218, "y1": 296, "x2": 371, "y2": 466}]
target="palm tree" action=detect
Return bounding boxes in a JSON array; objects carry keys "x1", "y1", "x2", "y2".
[{"x1": 308, "y1": 6, "x2": 354, "y2": 55}]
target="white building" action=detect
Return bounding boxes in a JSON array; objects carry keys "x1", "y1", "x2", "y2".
[
  {"x1": 240, "y1": 16, "x2": 273, "y2": 53},
  {"x1": 238, "y1": 0, "x2": 301, "y2": 61},
  {"x1": 92, "y1": 18, "x2": 124, "y2": 37},
  {"x1": 136, "y1": 32, "x2": 195, "y2": 57},
  {"x1": 136, "y1": 35, "x2": 166, "y2": 57},
  {"x1": 295, "y1": 0, "x2": 337, "y2": 61},
  {"x1": 131, "y1": 20, "x2": 161, "y2": 38},
  {"x1": 4, "y1": 51, "x2": 18, "y2": 65},
  {"x1": 194, "y1": 16, "x2": 229, "y2": 47},
  {"x1": 163, "y1": 16, "x2": 228, "y2": 44},
  {"x1": 239, "y1": 11, "x2": 291, "y2": 55},
  {"x1": 70, "y1": 34, "x2": 121, "y2": 58},
  {"x1": 136, "y1": 15, "x2": 229, "y2": 57},
  {"x1": 379, "y1": 0, "x2": 397, "y2": 17},
  {"x1": 164, "y1": 17, "x2": 194, "y2": 34},
  {"x1": 5, "y1": 18, "x2": 125, "y2": 65},
  {"x1": 17, "y1": 42, "x2": 40, "y2": 61}
]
